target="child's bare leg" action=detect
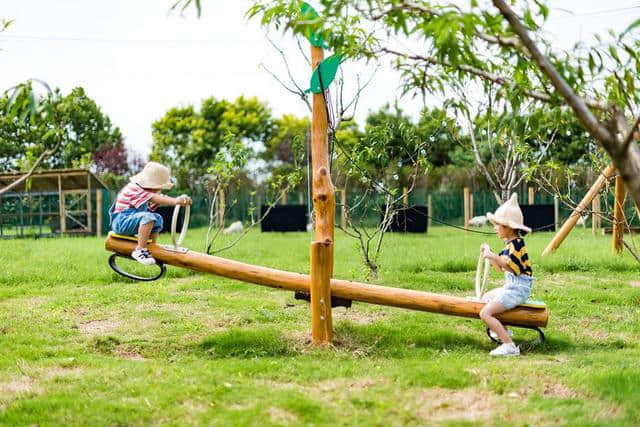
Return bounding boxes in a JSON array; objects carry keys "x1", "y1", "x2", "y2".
[
  {"x1": 150, "y1": 232, "x2": 158, "y2": 243},
  {"x1": 137, "y1": 221, "x2": 154, "y2": 249},
  {"x1": 479, "y1": 300, "x2": 513, "y2": 344}
]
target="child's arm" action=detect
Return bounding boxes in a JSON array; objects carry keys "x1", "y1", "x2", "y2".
[
  {"x1": 149, "y1": 193, "x2": 192, "y2": 207},
  {"x1": 480, "y1": 244, "x2": 515, "y2": 274}
]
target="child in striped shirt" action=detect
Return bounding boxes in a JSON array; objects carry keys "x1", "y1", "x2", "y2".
[
  {"x1": 109, "y1": 162, "x2": 191, "y2": 265},
  {"x1": 479, "y1": 194, "x2": 534, "y2": 357}
]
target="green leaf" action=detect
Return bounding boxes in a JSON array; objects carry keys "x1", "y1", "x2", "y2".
[
  {"x1": 609, "y1": 46, "x2": 620, "y2": 63},
  {"x1": 300, "y1": 2, "x2": 325, "y2": 48},
  {"x1": 621, "y1": 18, "x2": 640, "y2": 39},
  {"x1": 308, "y1": 54, "x2": 342, "y2": 93}
]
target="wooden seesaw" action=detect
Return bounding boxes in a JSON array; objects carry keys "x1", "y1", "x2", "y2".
[
  {"x1": 105, "y1": 204, "x2": 548, "y2": 342},
  {"x1": 107, "y1": 35, "x2": 548, "y2": 345}
]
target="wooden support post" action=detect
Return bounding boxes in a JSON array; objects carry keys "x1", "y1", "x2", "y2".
[
  {"x1": 58, "y1": 174, "x2": 65, "y2": 234},
  {"x1": 612, "y1": 175, "x2": 626, "y2": 254},
  {"x1": 463, "y1": 187, "x2": 470, "y2": 231},
  {"x1": 591, "y1": 194, "x2": 600, "y2": 235},
  {"x1": 310, "y1": 240, "x2": 332, "y2": 344},
  {"x1": 542, "y1": 164, "x2": 616, "y2": 255},
  {"x1": 554, "y1": 195, "x2": 559, "y2": 230},
  {"x1": 528, "y1": 186, "x2": 534, "y2": 205},
  {"x1": 402, "y1": 186, "x2": 409, "y2": 208},
  {"x1": 218, "y1": 189, "x2": 226, "y2": 229},
  {"x1": 470, "y1": 194, "x2": 474, "y2": 219},
  {"x1": 340, "y1": 188, "x2": 347, "y2": 228},
  {"x1": 87, "y1": 174, "x2": 92, "y2": 234},
  {"x1": 96, "y1": 189, "x2": 102, "y2": 237},
  {"x1": 427, "y1": 194, "x2": 432, "y2": 229}
]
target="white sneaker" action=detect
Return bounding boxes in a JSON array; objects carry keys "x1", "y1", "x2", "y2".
[
  {"x1": 131, "y1": 248, "x2": 155, "y2": 265},
  {"x1": 489, "y1": 343, "x2": 520, "y2": 356},
  {"x1": 489, "y1": 328, "x2": 513, "y2": 342}
]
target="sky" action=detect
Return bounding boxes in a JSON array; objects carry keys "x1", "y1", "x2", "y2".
[{"x1": 1, "y1": 1, "x2": 638, "y2": 159}]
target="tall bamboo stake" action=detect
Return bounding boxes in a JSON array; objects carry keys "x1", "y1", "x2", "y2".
[
  {"x1": 612, "y1": 175, "x2": 626, "y2": 253},
  {"x1": 402, "y1": 186, "x2": 409, "y2": 207},
  {"x1": 592, "y1": 194, "x2": 600, "y2": 235},
  {"x1": 463, "y1": 187, "x2": 470, "y2": 231},
  {"x1": 542, "y1": 164, "x2": 616, "y2": 255},
  {"x1": 310, "y1": 44, "x2": 335, "y2": 344},
  {"x1": 427, "y1": 194, "x2": 432, "y2": 230},
  {"x1": 341, "y1": 188, "x2": 347, "y2": 230},
  {"x1": 528, "y1": 186, "x2": 534, "y2": 204}
]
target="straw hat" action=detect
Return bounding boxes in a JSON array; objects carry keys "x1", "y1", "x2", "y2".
[
  {"x1": 486, "y1": 193, "x2": 532, "y2": 233},
  {"x1": 130, "y1": 162, "x2": 174, "y2": 190}
]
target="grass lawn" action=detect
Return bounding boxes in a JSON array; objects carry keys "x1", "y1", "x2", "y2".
[{"x1": 1, "y1": 226, "x2": 640, "y2": 426}]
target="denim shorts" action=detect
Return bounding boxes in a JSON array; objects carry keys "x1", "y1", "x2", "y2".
[
  {"x1": 109, "y1": 206, "x2": 163, "y2": 236},
  {"x1": 495, "y1": 272, "x2": 533, "y2": 310}
]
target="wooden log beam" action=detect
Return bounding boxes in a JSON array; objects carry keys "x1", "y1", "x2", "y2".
[
  {"x1": 542, "y1": 164, "x2": 616, "y2": 255},
  {"x1": 105, "y1": 236, "x2": 549, "y2": 328}
]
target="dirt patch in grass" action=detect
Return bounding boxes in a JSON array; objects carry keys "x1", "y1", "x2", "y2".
[
  {"x1": 414, "y1": 388, "x2": 494, "y2": 422},
  {"x1": 78, "y1": 319, "x2": 120, "y2": 334},
  {"x1": 43, "y1": 367, "x2": 84, "y2": 380},
  {"x1": 316, "y1": 378, "x2": 377, "y2": 393},
  {"x1": 628, "y1": 281, "x2": 640, "y2": 288},
  {"x1": 0, "y1": 376, "x2": 39, "y2": 396},
  {"x1": 542, "y1": 382, "x2": 577, "y2": 398},
  {"x1": 335, "y1": 309, "x2": 387, "y2": 325},
  {"x1": 268, "y1": 407, "x2": 298, "y2": 425},
  {"x1": 114, "y1": 346, "x2": 146, "y2": 361}
]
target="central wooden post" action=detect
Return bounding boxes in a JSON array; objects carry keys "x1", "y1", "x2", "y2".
[
  {"x1": 463, "y1": 187, "x2": 470, "y2": 231},
  {"x1": 310, "y1": 45, "x2": 335, "y2": 344}
]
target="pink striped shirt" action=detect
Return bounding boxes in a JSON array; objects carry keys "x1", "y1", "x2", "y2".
[{"x1": 113, "y1": 183, "x2": 159, "y2": 213}]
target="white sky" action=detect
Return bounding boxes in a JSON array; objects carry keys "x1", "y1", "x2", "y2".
[{"x1": 1, "y1": 1, "x2": 638, "y2": 159}]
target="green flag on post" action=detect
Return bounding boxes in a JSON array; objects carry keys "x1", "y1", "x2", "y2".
[{"x1": 307, "y1": 54, "x2": 342, "y2": 94}]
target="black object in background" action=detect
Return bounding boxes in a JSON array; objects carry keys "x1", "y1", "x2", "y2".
[
  {"x1": 154, "y1": 206, "x2": 184, "y2": 233},
  {"x1": 382, "y1": 205, "x2": 428, "y2": 233},
  {"x1": 261, "y1": 205, "x2": 308, "y2": 232},
  {"x1": 520, "y1": 204, "x2": 555, "y2": 232}
]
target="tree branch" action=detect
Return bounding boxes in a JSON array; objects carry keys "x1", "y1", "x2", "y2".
[{"x1": 0, "y1": 139, "x2": 63, "y2": 196}]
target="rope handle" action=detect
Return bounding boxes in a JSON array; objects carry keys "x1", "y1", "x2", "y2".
[{"x1": 171, "y1": 195, "x2": 191, "y2": 250}]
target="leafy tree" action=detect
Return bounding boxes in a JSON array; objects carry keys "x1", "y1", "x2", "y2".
[
  {"x1": 246, "y1": 0, "x2": 640, "y2": 212},
  {"x1": 415, "y1": 106, "x2": 466, "y2": 168},
  {"x1": 150, "y1": 95, "x2": 273, "y2": 190},
  {"x1": 0, "y1": 85, "x2": 123, "y2": 172},
  {"x1": 262, "y1": 113, "x2": 309, "y2": 186}
]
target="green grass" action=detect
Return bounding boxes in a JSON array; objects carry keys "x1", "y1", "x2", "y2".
[{"x1": 1, "y1": 226, "x2": 640, "y2": 425}]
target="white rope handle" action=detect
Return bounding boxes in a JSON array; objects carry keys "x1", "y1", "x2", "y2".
[
  {"x1": 171, "y1": 195, "x2": 191, "y2": 249},
  {"x1": 475, "y1": 253, "x2": 490, "y2": 299}
]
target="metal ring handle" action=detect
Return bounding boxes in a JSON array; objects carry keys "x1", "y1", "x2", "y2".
[
  {"x1": 475, "y1": 253, "x2": 490, "y2": 299},
  {"x1": 108, "y1": 253, "x2": 166, "y2": 282},
  {"x1": 171, "y1": 196, "x2": 190, "y2": 249}
]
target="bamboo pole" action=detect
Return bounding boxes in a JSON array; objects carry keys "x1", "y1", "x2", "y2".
[
  {"x1": 427, "y1": 194, "x2": 432, "y2": 230},
  {"x1": 310, "y1": 241, "x2": 332, "y2": 344},
  {"x1": 612, "y1": 175, "x2": 626, "y2": 254},
  {"x1": 528, "y1": 186, "x2": 534, "y2": 205},
  {"x1": 340, "y1": 189, "x2": 346, "y2": 228},
  {"x1": 96, "y1": 189, "x2": 102, "y2": 237},
  {"x1": 58, "y1": 174, "x2": 65, "y2": 234},
  {"x1": 469, "y1": 194, "x2": 474, "y2": 219},
  {"x1": 463, "y1": 187, "x2": 470, "y2": 231},
  {"x1": 87, "y1": 174, "x2": 92, "y2": 234},
  {"x1": 402, "y1": 186, "x2": 409, "y2": 208},
  {"x1": 105, "y1": 235, "x2": 548, "y2": 328},
  {"x1": 281, "y1": 189, "x2": 287, "y2": 205},
  {"x1": 591, "y1": 194, "x2": 600, "y2": 235},
  {"x1": 554, "y1": 195, "x2": 559, "y2": 230},
  {"x1": 542, "y1": 164, "x2": 616, "y2": 255},
  {"x1": 218, "y1": 189, "x2": 226, "y2": 229}
]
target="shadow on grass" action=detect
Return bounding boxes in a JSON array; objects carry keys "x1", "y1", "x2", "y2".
[{"x1": 197, "y1": 328, "x2": 295, "y2": 358}]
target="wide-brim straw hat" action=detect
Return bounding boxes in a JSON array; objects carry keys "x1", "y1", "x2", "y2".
[
  {"x1": 486, "y1": 193, "x2": 532, "y2": 233},
  {"x1": 130, "y1": 161, "x2": 174, "y2": 190}
]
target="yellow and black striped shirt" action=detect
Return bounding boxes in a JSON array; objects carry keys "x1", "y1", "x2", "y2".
[{"x1": 499, "y1": 237, "x2": 533, "y2": 276}]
